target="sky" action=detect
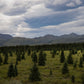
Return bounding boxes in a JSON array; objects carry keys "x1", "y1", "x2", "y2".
[{"x1": 0, "y1": 0, "x2": 84, "y2": 38}]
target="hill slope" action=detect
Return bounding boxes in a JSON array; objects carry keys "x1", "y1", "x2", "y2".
[{"x1": 0, "y1": 33, "x2": 84, "y2": 46}]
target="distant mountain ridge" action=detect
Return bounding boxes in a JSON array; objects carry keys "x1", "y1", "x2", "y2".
[{"x1": 0, "y1": 33, "x2": 84, "y2": 46}]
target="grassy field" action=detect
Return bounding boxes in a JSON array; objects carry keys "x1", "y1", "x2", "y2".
[{"x1": 0, "y1": 50, "x2": 84, "y2": 84}]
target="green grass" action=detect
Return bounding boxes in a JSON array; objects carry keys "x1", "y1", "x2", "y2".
[{"x1": 0, "y1": 50, "x2": 84, "y2": 84}]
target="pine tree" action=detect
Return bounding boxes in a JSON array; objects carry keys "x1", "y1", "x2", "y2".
[
  {"x1": 4, "y1": 53, "x2": 8, "y2": 64},
  {"x1": 81, "y1": 73, "x2": 84, "y2": 84},
  {"x1": 22, "y1": 52, "x2": 25, "y2": 60},
  {"x1": 82, "y1": 54, "x2": 84, "y2": 61},
  {"x1": 9, "y1": 51, "x2": 12, "y2": 57},
  {"x1": 8, "y1": 63, "x2": 15, "y2": 77},
  {"x1": 29, "y1": 63, "x2": 41, "y2": 81},
  {"x1": 60, "y1": 51, "x2": 65, "y2": 63},
  {"x1": 43, "y1": 53, "x2": 47, "y2": 61},
  {"x1": 16, "y1": 59, "x2": 18, "y2": 65},
  {"x1": 32, "y1": 52, "x2": 37, "y2": 63},
  {"x1": 38, "y1": 51, "x2": 45, "y2": 66},
  {"x1": 73, "y1": 61, "x2": 77, "y2": 68},
  {"x1": 62, "y1": 62, "x2": 69, "y2": 74},
  {"x1": 79, "y1": 57, "x2": 83, "y2": 67},
  {"x1": 16, "y1": 54, "x2": 21, "y2": 61},
  {"x1": 14, "y1": 64, "x2": 18, "y2": 76},
  {"x1": 71, "y1": 75, "x2": 75, "y2": 83},
  {"x1": 67, "y1": 53, "x2": 73, "y2": 64},
  {"x1": 50, "y1": 69, "x2": 52, "y2": 76},
  {"x1": 28, "y1": 49, "x2": 31, "y2": 56},
  {"x1": 0, "y1": 55, "x2": 2, "y2": 65},
  {"x1": 52, "y1": 53, "x2": 55, "y2": 58}
]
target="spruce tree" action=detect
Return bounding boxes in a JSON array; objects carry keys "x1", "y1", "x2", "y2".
[
  {"x1": 67, "y1": 53, "x2": 73, "y2": 64},
  {"x1": 81, "y1": 73, "x2": 84, "y2": 84},
  {"x1": 28, "y1": 49, "x2": 31, "y2": 56},
  {"x1": 4, "y1": 53, "x2": 8, "y2": 64},
  {"x1": 71, "y1": 75, "x2": 75, "y2": 83},
  {"x1": 32, "y1": 52, "x2": 37, "y2": 63},
  {"x1": 22, "y1": 52, "x2": 25, "y2": 60},
  {"x1": 52, "y1": 53, "x2": 55, "y2": 58},
  {"x1": 82, "y1": 54, "x2": 84, "y2": 61},
  {"x1": 62, "y1": 62, "x2": 69, "y2": 74},
  {"x1": 16, "y1": 59, "x2": 18, "y2": 65},
  {"x1": 60, "y1": 51, "x2": 65, "y2": 63},
  {"x1": 79, "y1": 57, "x2": 83, "y2": 67},
  {"x1": 50, "y1": 69, "x2": 52, "y2": 76},
  {"x1": 43, "y1": 53, "x2": 47, "y2": 61},
  {"x1": 8, "y1": 63, "x2": 15, "y2": 77},
  {"x1": 14, "y1": 64, "x2": 18, "y2": 76},
  {"x1": 73, "y1": 61, "x2": 77, "y2": 68},
  {"x1": 38, "y1": 51, "x2": 45, "y2": 66},
  {"x1": 29, "y1": 63, "x2": 41, "y2": 81},
  {"x1": 0, "y1": 55, "x2": 2, "y2": 65}
]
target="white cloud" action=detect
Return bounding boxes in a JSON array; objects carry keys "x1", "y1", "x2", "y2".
[{"x1": 0, "y1": 0, "x2": 84, "y2": 38}]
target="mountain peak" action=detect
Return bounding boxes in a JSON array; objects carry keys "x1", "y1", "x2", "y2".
[{"x1": 69, "y1": 33, "x2": 78, "y2": 36}]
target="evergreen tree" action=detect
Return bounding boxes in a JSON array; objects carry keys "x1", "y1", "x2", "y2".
[
  {"x1": 14, "y1": 64, "x2": 18, "y2": 76},
  {"x1": 32, "y1": 52, "x2": 37, "y2": 63},
  {"x1": 71, "y1": 75, "x2": 75, "y2": 83},
  {"x1": 0, "y1": 55, "x2": 2, "y2": 65},
  {"x1": 67, "y1": 53, "x2": 73, "y2": 64},
  {"x1": 22, "y1": 52, "x2": 25, "y2": 60},
  {"x1": 29, "y1": 63, "x2": 41, "y2": 81},
  {"x1": 4, "y1": 53, "x2": 8, "y2": 64},
  {"x1": 43, "y1": 53, "x2": 47, "y2": 61},
  {"x1": 81, "y1": 73, "x2": 84, "y2": 84},
  {"x1": 82, "y1": 54, "x2": 84, "y2": 61},
  {"x1": 28, "y1": 49, "x2": 31, "y2": 56},
  {"x1": 79, "y1": 57, "x2": 83, "y2": 67},
  {"x1": 16, "y1": 54, "x2": 21, "y2": 61},
  {"x1": 60, "y1": 51, "x2": 65, "y2": 63},
  {"x1": 49, "y1": 69, "x2": 52, "y2": 76},
  {"x1": 52, "y1": 53, "x2": 55, "y2": 58},
  {"x1": 9, "y1": 51, "x2": 12, "y2": 57},
  {"x1": 16, "y1": 59, "x2": 18, "y2": 65},
  {"x1": 38, "y1": 51, "x2": 46, "y2": 66},
  {"x1": 62, "y1": 62, "x2": 69, "y2": 74},
  {"x1": 73, "y1": 60, "x2": 77, "y2": 68},
  {"x1": 8, "y1": 63, "x2": 15, "y2": 77}
]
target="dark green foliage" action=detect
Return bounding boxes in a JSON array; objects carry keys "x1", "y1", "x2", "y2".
[
  {"x1": 16, "y1": 59, "x2": 18, "y2": 65},
  {"x1": 7, "y1": 63, "x2": 15, "y2": 77},
  {"x1": 43, "y1": 53, "x2": 47, "y2": 61},
  {"x1": 52, "y1": 53, "x2": 55, "y2": 58},
  {"x1": 9, "y1": 51, "x2": 12, "y2": 57},
  {"x1": 29, "y1": 63, "x2": 41, "y2": 81},
  {"x1": 79, "y1": 57, "x2": 83, "y2": 67},
  {"x1": 0, "y1": 55, "x2": 3, "y2": 65},
  {"x1": 14, "y1": 64, "x2": 18, "y2": 76},
  {"x1": 22, "y1": 52, "x2": 25, "y2": 60},
  {"x1": 62, "y1": 62, "x2": 69, "y2": 74},
  {"x1": 49, "y1": 69, "x2": 52, "y2": 76},
  {"x1": 3, "y1": 53, "x2": 8, "y2": 64},
  {"x1": 67, "y1": 53, "x2": 73, "y2": 64},
  {"x1": 73, "y1": 60, "x2": 77, "y2": 68},
  {"x1": 28, "y1": 49, "x2": 31, "y2": 56},
  {"x1": 60, "y1": 51, "x2": 65, "y2": 63},
  {"x1": 8, "y1": 63, "x2": 18, "y2": 78},
  {"x1": 82, "y1": 54, "x2": 84, "y2": 61},
  {"x1": 16, "y1": 54, "x2": 21, "y2": 61},
  {"x1": 81, "y1": 73, "x2": 84, "y2": 84},
  {"x1": 71, "y1": 75, "x2": 75, "y2": 83},
  {"x1": 32, "y1": 52, "x2": 37, "y2": 63},
  {"x1": 38, "y1": 51, "x2": 46, "y2": 66}
]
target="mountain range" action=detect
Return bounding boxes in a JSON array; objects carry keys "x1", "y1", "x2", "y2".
[{"x1": 0, "y1": 33, "x2": 84, "y2": 46}]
